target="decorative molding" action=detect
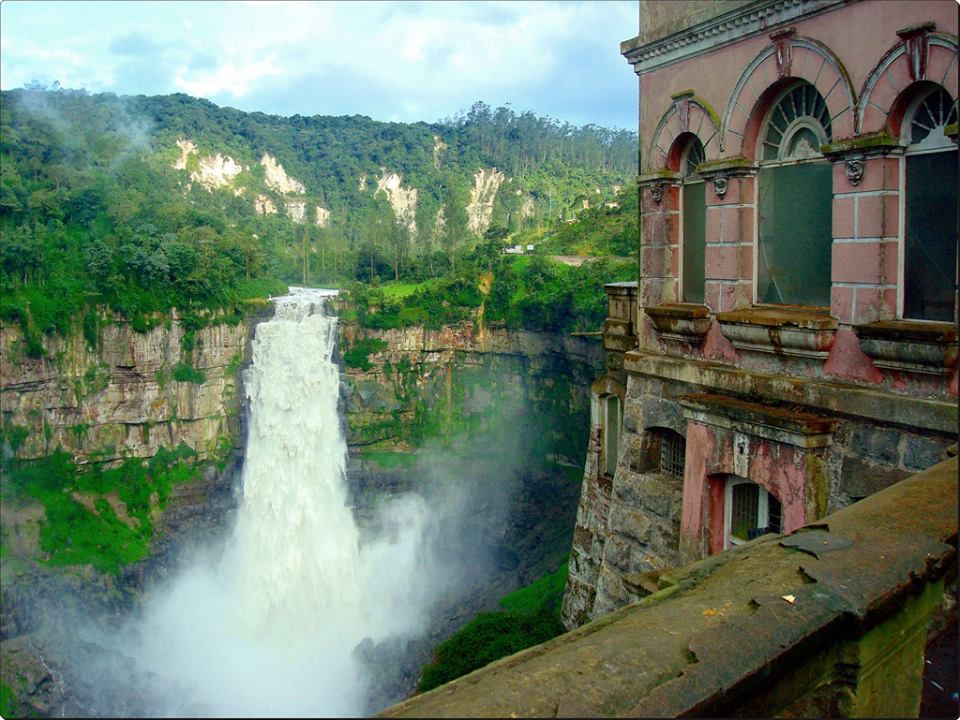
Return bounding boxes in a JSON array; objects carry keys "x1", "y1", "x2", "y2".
[
  {"x1": 678, "y1": 97, "x2": 690, "y2": 132},
  {"x1": 856, "y1": 33, "x2": 958, "y2": 134},
  {"x1": 845, "y1": 157, "x2": 865, "y2": 186},
  {"x1": 771, "y1": 27, "x2": 796, "y2": 78},
  {"x1": 622, "y1": 0, "x2": 848, "y2": 75},
  {"x1": 713, "y1": 175, "x2": 729, "y2": 198},
  {"x1": 897, "y1": 22, "x2": 936, "y2": 82}
]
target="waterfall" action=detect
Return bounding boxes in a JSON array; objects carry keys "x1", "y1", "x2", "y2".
[
  {"x1": 126, "y1": 287, "x2": 431, "y2": 718},
  {"x1": 234, "y1": 287, "x2": 362, "y2": 645}
]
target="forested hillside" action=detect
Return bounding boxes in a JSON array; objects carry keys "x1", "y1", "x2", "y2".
[{"x1": 0, "y1": 87, "x2": 636, "y2": 351}]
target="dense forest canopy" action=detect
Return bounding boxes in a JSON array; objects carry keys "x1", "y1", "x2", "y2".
[{"x1": 0, "y1": 87, "x2": 638, "y2": 349}]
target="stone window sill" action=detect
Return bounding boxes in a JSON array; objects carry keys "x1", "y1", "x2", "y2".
[
  {"x1": 715, "y1": 306, "x2": 837, "y2": 359},
  {"x1": 645, "y1": 304, "x2": 711, "y2": 345},
  {"x1": 853, "y1": 320, "x2": 958, "y2": 375}
]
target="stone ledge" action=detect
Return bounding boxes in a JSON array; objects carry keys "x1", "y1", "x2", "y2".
[
  {"x1": 378, "y1": 457, "x2": 957, "y2": 718},
  {"x1": 678, "y1": 392, "x2": 837, "y2": 448},
  {"x1": 853, "y1": 320, "x2": 958, "y2": 376},
  {"x1": 645, "y1": 303, "x2": 711, "y2": 346},
  {"x1": 716, "y1": 307, "x2": 837, "y2": 359},
  {"x1": 621, "y1": 350, "x2": 957, "y2": 434}
]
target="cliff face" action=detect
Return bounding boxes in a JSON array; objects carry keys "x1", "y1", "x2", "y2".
[
  {"x1": 0, "y1": 311, "x2": 259, "y2": 464},
  {"x1": 0, "y1": 309, "x2": 269, "y2": 717},
  {"x1": 337, "y1": 316, "x2": 604, "y2": 709},
  {"x1": 1, "y1": 305, "x2": 603, "y2": 714}
]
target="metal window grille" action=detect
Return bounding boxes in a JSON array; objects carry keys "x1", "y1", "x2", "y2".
[
  {"x1": 730, "y1": 483, "x2": 760, "y2": 542},
  {"x1": 659, "y1": 431, "x2": 685, "y2": 479},
  {"x1": 767, "y1": 494, "x2": 783, "y2": 534}
]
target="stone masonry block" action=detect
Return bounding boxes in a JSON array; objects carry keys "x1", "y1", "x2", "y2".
[
  {"x1": 900, "y1": 434, "x2": 945, "y2": 473},
  {"x1": 856, "y1": 194, "x2": 885, "y2": 238},
  {"x1": 927, "y1": 45, "x2": 954, "y2": 87},
  {"x1": 705, "y1": 244, "x2": 738, "y2": 280},
  {"x1": 849, "y1": 424, "x2": 901, "y2": 465},
  {"x1": 738, "y1": 245, "x2": 753, "y2": 279},
  {"x1": 885, "y1": 54, "x2": 912, "y2": 95},
  {"x1": 853, "y1": 287, "x2": 885, "y2": 325},
  {"x1": 833, "y1": 242, "x2": 883, "y2": 284},
  {"x1": 841, "y1": 456, "x2": 908, "y2": 498},
  {"x1": 608, "y1": 505, "x2": 654, "y2": 544},
  {"x1": 859, "y1": 102, "x2": 888, "y2": 136},
  {"x1": 833, "y1": 196, "x2": 855, "y2": 238},
  {"x1": 832, "y1": 285, "x2": 854, "y2": 324}
]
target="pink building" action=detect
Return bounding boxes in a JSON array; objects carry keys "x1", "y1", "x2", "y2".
[{"x1": 564, "y1": 0, "x2": 957, "y2": 628}]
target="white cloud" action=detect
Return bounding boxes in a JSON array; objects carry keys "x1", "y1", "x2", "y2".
[
  {"x1": 176, "y1": 54, "x2": 282, "y2": 99},
  {"x1": 0, "y1": 0, "x2": 638, "y2": 128}
]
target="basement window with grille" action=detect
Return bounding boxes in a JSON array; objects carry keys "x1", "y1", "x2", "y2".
[
  {"x1": 658, "y1": 429, "x2": 686, "y2": 479},
  {"x1": 724, "y1": 477, "x2": 783, "y2": 549}
]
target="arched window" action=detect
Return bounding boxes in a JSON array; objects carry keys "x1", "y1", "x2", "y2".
[
  {"x1": 601, "y1": 394, "x2": 621, "y2": 477},
  {"x1": 681, "y1": 137, "x2": 706, "y2": 303},
  {"x1": 902, "y1": 87, "x2": 958, "y2": 322},
  {"x1": 756, "y1": 82, "x2": 833, "y2": 307},
  {"x1": 723, "y1": 477, "x2": 782, "y2": 549}
]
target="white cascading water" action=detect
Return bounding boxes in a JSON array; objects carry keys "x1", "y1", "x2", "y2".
[{"x1": 129, "y1": 287, "x2": 433, "y2": 718}]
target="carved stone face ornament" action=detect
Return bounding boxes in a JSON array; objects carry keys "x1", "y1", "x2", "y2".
[
  {"x1": 713, "y1": 176, "x2": 728, "y2": 198},
  {"x1": 845, "y1": 158, "x2": 865, "y2": 186},
  {"x1": 650, "y1": 184, "x2": 664, "y2": 204}
]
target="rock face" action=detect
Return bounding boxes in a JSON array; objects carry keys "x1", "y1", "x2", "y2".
[
  {"x1": 0, "y1": 307, "x2": 267, "y2": 717},
  {"x1": 466, "y1": 168, "x2": 505, "y2": 236},
  {"x1": 286, "y1": 199, "x2": 307, "y2": 224},
  {"x1": 260, "y1": 153, "x2": 306, "y2": 194},
  {"x1": 0, "y1": 311, "x2": 259, "y2": 464},
  {"x1": 254, "y1": 194, "x2": 277, "y2": 215},
  {"x1": 337, "y1": 315, "x2": 605, "y2": 710},
  {"x1": 432, "y1": 135, "x2": 447, "y2": 169},
  {"x1": 374, "y1": 170, "x2": 418, "y2": 237},
  {"x1": 316, "y1": 206, "x2": 331, "y2": 227},
  {"x1": 173, "y1": 139, "x2": 244, "y2": 192}
]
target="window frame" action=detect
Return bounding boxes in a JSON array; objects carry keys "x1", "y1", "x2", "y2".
[
  {"x1": 723, "y1": 477, "x2": 779, "y2": 549},
  {"x1": 679, "y1": 137, "x2": 706, "y2": 304},
  {"x1": 896, "y1": 87, "x2": 958, "y2": 323},
  {"x1": 601, "y1": 393, "x2": 622, "y2": 478},
  {"x1": 753, "y1": 82, "x2": 834, "y2": 309}
]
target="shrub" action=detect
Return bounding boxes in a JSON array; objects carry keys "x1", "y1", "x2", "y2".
[
  {"x1": 417, "y1": 562, "x2": 569, "y2": 693},
  {"x1": 342, "y1": 338, "x2": 388, "y2": 371},
  {"x1": 172, "y1": 362, "x2": 206, "y2": 384}
]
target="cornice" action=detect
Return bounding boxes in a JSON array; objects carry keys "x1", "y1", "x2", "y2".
[{"x1": 621, "y1": 0, "x2": 851, "y2": 75}]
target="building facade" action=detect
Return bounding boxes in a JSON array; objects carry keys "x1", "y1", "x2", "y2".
[{"x1": 563, "y1": 0, "x2": 958, "y2": 628}]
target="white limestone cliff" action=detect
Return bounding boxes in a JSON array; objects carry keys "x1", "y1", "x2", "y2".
[
  {"x1": 260, "y1": 153, "x2": 307, "y2": 195},
  {"x1": 466, "y1": 168, "x2": 505, "y2": 236},
  {"x1": 374, "y1": 170, "x2": 418, "y2": 237}
]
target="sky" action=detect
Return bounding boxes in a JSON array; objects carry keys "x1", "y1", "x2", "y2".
[{"x1": 0, "y1": 0, "x2": 639, "y2": 130}]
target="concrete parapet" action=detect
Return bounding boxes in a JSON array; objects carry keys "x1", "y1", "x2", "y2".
[{"x1": 378, "y1": 455, "x2": 957, "y2": 718}]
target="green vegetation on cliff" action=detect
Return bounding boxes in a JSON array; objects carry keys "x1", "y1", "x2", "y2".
[
  {"x1": 417, "y1": 562, "x2": 569, "y2": 693},
  {"x1": 1, "y1": 444, "x2": 202, "y2": 574},
  {"x1": 347, "y1": 254, "x2": 633, "y2": 336}
]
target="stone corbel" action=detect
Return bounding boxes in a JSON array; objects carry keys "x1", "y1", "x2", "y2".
[{"x1": 821, "y1": 134, "x2": 902, "y2": 187}]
